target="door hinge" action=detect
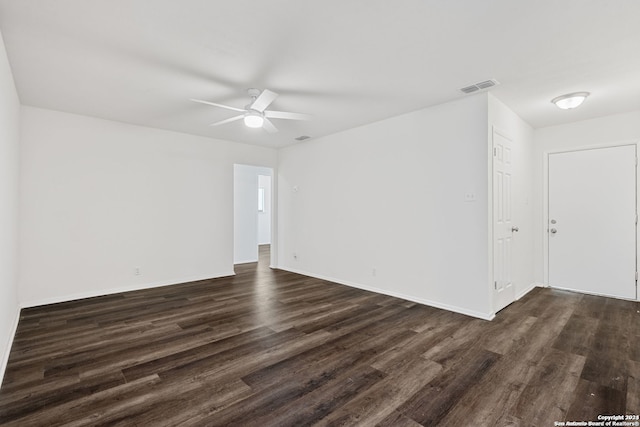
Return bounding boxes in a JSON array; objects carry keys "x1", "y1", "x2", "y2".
[
  {"x1": 636, "y1": 271, "x2": 638, "y2": 281},
  {"x1": 494, "y1": 281, "x2": 497, "y2": 289},
  {"x1": 493, "y1": 147, "x2": 497, "y2": 157}
]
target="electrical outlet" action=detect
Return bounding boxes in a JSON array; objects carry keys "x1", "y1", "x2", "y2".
[
  {"x1": 293, "y1": 253, "x2": 298, "y2": 260},
  {"x1": 464, "y1": 192, "x2": 476, "y2": 202},
  {"x1": 372, "y1": 268, "x2": 377, "y2": 277},
  {"x1": 134, "y1": 267, "x2": 141, "y2": 276}
]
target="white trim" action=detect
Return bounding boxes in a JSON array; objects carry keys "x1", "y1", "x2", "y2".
[
  {"x1": 233, "y1": 259, "x2": 258, "y2": 265},
  {"x1": 20, "y1": 271, "x2": 236, "y2": 309},
  {"x1": 543, "y1": 139, "x2": 639, "y2": 156},
  {"x1": 549, "y1": 284, "x2": 639, "y2": 302},
  {"x1": 276, "y1": 266, "x2": 495, "y2": 321},
  {"x1": 270, "y1": 163, "x2": 278, "y2": 269},
  {"x1": 1, "y1": 306, "x2": 21, "y2": 386},
  {"x1": 543, "y1": 150, "x2": 550, "y2": 285},
  {"x1": 515, "y1": 282, "x2": 544, "y2": 301},
  {"x1": 487, "y1": 125, "x2": 495, "y2": 316}
]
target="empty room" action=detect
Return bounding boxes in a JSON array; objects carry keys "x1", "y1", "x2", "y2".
[{"x1": 1, "y1": 1, "x2": 639, "y2": 425}]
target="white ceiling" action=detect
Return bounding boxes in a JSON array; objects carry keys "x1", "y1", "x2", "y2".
[{"x1": 0, "y1": 0, "x2": 639, "y2": 148}]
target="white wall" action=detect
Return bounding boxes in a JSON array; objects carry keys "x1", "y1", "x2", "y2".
[
  {"x1": 533, "y1": 110, "x2": 640, "y2": 284},
  {"x1": 258, "y1": 174, "x2": 272, "y2": 245},
  {"x1": 0, "y1": 30, "x2": 21, "y2": 384},
  {"x1": 233, "y1": 165, "x2": 272, "y2": 264},
  {"x1": 277, "y1": 94, "x2": 492, "y2": 319},
  {"x1": 488, "y1": 94, "x2": 536, "y2": 300},
  {"x1": 19, "y1": 107, "x2": 277, "y2": 306}
]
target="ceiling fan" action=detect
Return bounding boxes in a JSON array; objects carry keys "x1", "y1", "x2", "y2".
[{"x1": 191, "y1": 88, "x2": 311, "y2": 133}]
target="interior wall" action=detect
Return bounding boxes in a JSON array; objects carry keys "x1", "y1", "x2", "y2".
[
  {"x1": 0, "y1": 29, "x2": 21, "y2": 384},
  {"x1": 277, "y1": 94, "x2": 492, "y2": 319},
  {"x1": 258, "y1": 174, "x2": 272, "y2": 245},
  {"x1": 488, "y1": 94, "x2": 536, "y2": 301},
  {"x1": 234, "y1": 165, "x2": 272, "y2": 264},
  {"x1": 533, "y1": 110, "x2": 640, "y2": 284},
  {"x1": 19, "y1": 106, "x2": 277, "y2": 307}
]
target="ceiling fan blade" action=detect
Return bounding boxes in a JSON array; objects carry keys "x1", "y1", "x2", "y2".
[
  {"x1": 264, "y1": 110, "x2": 311, "y2": 121},
  {"x1": 209, "y1": 115, "x2": 244, "y2": 127},
  {"x1": 250, "y1": 89, "x2": 278, "y2": 112},
  {"x1": 262, "y1": 118, "x2": 278, "y2": 133},
  {"x1": 190, "y1": 98, "x2": 246, "y2": 113}
]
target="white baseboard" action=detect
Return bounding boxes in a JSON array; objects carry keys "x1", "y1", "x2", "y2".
[
  {"x1": 4, "y1": 271, "x2": 237, "y2": 383},
  {"x1": 233, "y1": 259, "x2": 258, "y2": 265},
  {"x1": 548, "y1": 284, "x2": 639, "y2": 302},
  {"x1": 515, "y1": 282, "x2": 544, "y2": 300},
  {"x1": 20, "y1": 271, "x2": 236, "y2": 309},
  {"x1": 275, "y1": 266, "x2": 495, "y2": 321},
  {"x1": 1, "y1": 306, "x2": 20, "y2": 386}
]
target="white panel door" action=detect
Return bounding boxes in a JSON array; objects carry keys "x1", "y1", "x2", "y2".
[
  {"x1": 548, "y1": 145, "x2": 637, "y2": 300},
  {"x1": 493, "y1": 129, "x2": 516, "y2": 312}
]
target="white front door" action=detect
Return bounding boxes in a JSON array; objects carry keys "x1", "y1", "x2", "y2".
[
  {"x1": 493, "y1": 128, "x2": 516, "y2": 312},
  {"x1": 548, "y1": 145, "x2": 637, "y2": 300}
]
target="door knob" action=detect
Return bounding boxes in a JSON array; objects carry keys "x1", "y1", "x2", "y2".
[
  {"x1": 511, "y1": 226, "x2": 519, "y2": 232},
  {"x1": 550, "y1": 228, "x2": 557, "y2": 234}
]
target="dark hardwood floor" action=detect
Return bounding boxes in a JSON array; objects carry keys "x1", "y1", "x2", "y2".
[{"x1": 1, "y1": 245, "x2": 639, "y2": 426}]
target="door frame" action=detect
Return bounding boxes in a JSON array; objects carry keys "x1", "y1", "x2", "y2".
[
  {"x1": 542, "y1": 140, "x2": 639, "y2": 300},
  {"x1": 233, "y1": 164, "x2": 278, "y2": 268}
]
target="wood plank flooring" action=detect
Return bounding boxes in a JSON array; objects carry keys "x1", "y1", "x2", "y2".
[{"x1": 1, "y1": 245, "x2": 639, "y2": 426}]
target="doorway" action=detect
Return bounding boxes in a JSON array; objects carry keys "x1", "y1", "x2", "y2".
[
  {"x1": 233, "y1": 164, "x2": 274, "y2": 266},
  {"x1": 547, "y1": 145, "x2": 637, "y2": 300}
]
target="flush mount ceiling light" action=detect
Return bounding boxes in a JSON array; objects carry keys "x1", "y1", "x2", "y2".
[{"x1": 551, "y1": 92, "x2": 590, "y2": 110}]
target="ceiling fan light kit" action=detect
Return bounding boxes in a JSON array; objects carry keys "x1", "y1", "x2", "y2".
[
  {"x1": 243, "y1": 111, "x2": 264, "y2": 128},
  {"x1": 551, "y1": 92, "x2": 590, "y2": 110},
  {"x1": 191, "y1": 88, "x2": 311, "y2": 133}
]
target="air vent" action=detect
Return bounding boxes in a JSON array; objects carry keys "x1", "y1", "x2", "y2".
[
  {"x1": 460, "y1": 85, "x2": 480, "y2": 94},
  {"x1": 476, "y1": 80, "x2": 497, "y2": 89},
  {"x1": 459, "y1": 79, "x2": 500, "y2": 94},
  {"x1": 294, "y1": 135, "x2": 311, "y2": 141}
]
